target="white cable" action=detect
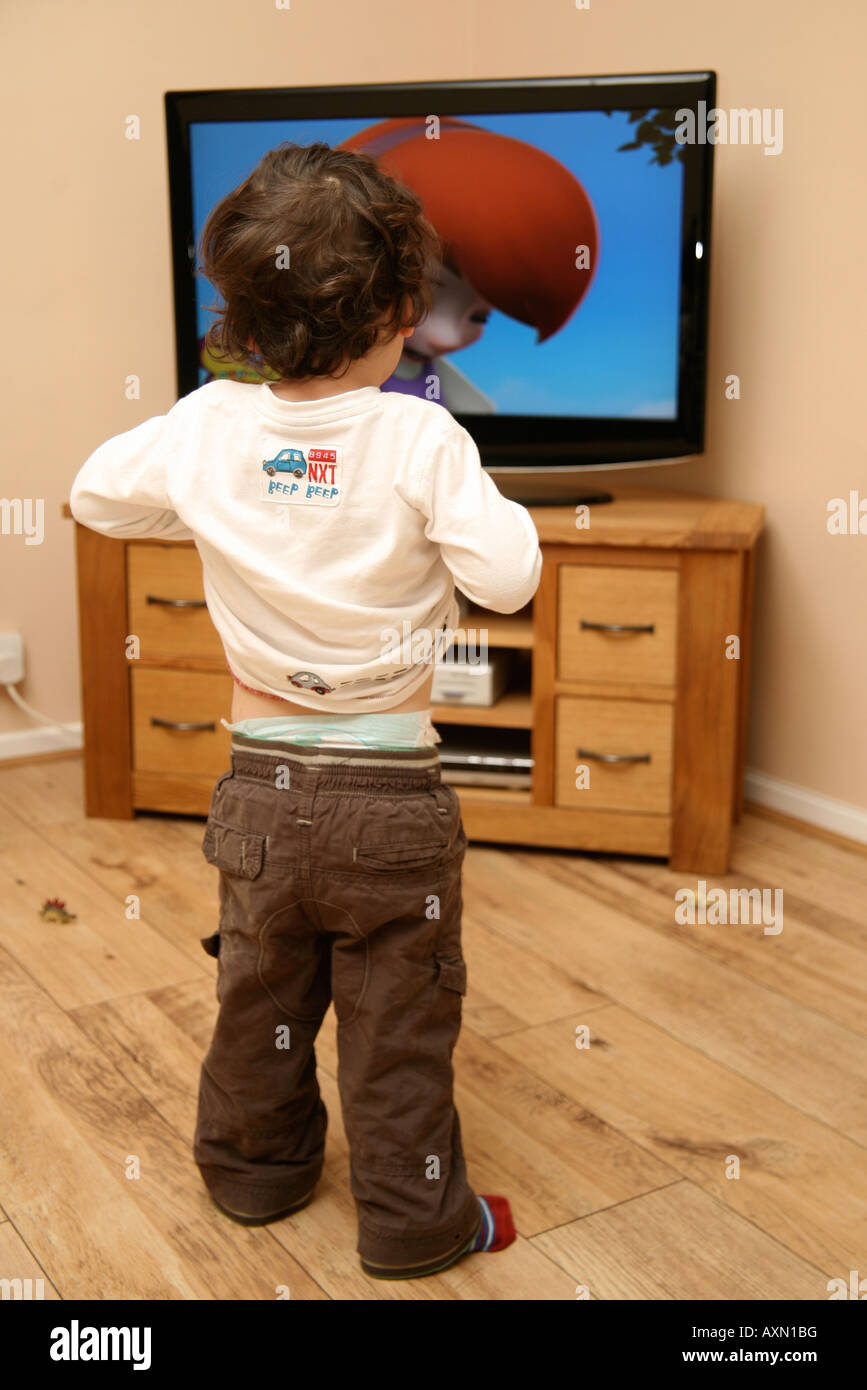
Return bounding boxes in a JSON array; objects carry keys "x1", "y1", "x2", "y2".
[{"x1": 4, "y1": 683, "x2": 81, "y2": 746}]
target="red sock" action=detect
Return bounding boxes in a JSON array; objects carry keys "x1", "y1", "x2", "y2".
[{"x1": 467, "y1": 1195, "x2": 516, "y2": 1252}]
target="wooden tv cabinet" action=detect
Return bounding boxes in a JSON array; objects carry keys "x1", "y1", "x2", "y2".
[{"x1": 67, "y1": 487, "x2": 763, "y2": 873}]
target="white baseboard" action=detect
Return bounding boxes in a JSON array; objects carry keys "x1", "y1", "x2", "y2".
[
  {"x1": 744, "y1": 767, "x2": 867, "y2": 845},
  {"x1": 0, "y1": 722, "x2": 83, "y2": 761}
]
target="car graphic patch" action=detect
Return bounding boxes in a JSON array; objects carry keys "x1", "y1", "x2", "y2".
[{"x1": 260, "y1": 445, "x2": 341, "y2": 507}]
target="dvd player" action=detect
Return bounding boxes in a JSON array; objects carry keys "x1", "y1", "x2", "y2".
[{"x1": 436, "y1": 724, "x2": 533, "y2": 790}]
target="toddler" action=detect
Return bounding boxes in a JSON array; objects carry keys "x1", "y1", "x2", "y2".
[{"x1": 70, "y1": 141, "x2": 542, "y2": 1279}]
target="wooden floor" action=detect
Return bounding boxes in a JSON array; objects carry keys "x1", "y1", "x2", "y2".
[{"x1": 0, "y1": 755, "x2": 865, "y2": 1301}]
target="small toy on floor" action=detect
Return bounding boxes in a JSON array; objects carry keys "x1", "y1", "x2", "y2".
[{"x1": 39, "y1": 897, "x2": 77, "y2": 923}]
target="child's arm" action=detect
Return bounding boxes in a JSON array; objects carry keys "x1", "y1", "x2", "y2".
[
  {"x1": 69, "y1": 399, "x2": 195, "y2": 540},
  {"x1": 412, "y1": 426, "x2": 543, "y2": 613}
]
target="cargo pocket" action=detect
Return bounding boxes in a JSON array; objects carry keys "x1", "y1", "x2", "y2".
[{"x1": 201, "y1": 820, "x2": 266, "y2": 879}]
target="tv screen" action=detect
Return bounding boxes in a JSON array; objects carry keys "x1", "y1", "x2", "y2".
[{"x1": 166, "y1": 74, "x2": 715, "y2": 473}]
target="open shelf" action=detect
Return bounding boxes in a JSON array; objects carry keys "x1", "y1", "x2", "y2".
[
  {"x1": 433, "y1": 639, "x2": 533, "y2": 796},
  {"x1": 433, "y1": 640, "x2": 533, "y2": 731},
  {"x1": 451, "y1": 602, "x2": 534, "y2": 651},
  {"x1": 432, "y1": 689, "x2": 533, "y2": 728}
]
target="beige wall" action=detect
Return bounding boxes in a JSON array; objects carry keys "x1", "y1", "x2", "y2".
[{"x1": 2, "y1": 0, "x2": 864, "y2": 812}]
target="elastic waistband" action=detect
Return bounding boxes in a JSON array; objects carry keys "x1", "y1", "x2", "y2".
[{"x1": 228, "y1": 733, "x2": 442, "y2": 792}]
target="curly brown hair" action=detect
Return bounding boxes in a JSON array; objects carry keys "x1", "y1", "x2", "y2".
[{"x1": 197, "y1": 141, "x2": 442, "y2": 382}]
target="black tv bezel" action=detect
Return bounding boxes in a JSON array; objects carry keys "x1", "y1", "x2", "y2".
[{"x1": 165, "y1": 72, "x2": 715, "y2": 468}]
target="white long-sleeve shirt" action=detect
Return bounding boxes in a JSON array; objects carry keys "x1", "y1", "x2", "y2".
[{"x1": 69, "y1": 379, "x2": 543, "y2": 712}]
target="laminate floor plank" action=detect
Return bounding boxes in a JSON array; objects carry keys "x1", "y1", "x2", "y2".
[
  {"x1": 532, "y1": 1181, "x2": 829, "y2": 1301},
  {"x1": 536, "y1": 853, "x2": 867, "y2": 1034},
  {"x1": 462, "y1": 849, "x2": 867, "y2": 1140},
  {"x1": 497, "y1": 1005, "x2": 867, "y2": 1273},
  {"x1": 0, "y1": 1222, "x2": 62, "y2": 1300},
  {"x1": 0, "y1": 803, "x2": 204, "y2": 1010},
  {"x1": 0, "y1": 942, "x2": 327, "y2": 1300}
]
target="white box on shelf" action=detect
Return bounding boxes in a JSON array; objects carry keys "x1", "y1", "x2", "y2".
[{"x1": 431, "y1": 651, "x2": 509, "y2": 707}]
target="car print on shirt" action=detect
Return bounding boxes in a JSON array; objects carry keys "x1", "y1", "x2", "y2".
[
  {"x1": 287, "y1": 671, "x2": 334, "y2": 695},
  {"x1": 283, "y1": 621, "x2": 450, "y2": 695},
  {"x1": 285, "y1": 664, "x2": 417, "y2": 696},
  {"x1": 263, "y1": 447, "x2": 307, "y2": 479},
  {"x1": 260, "y1": 445, "x2": 341, "y2": 507}
]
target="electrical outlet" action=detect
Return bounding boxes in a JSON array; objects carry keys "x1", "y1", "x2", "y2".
[{"x1": 0, "y1": 632, "x2": 25, "y2": 684}]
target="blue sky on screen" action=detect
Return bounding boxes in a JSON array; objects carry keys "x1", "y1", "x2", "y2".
[{"x1": 190, "y1": 110, "x2": 684, "y2": 418}]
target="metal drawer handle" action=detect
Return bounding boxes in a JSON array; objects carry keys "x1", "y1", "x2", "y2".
[
  {"x1": 146, "y1": 594, "x2": 206, "y2": 608},
  {"x1": 580, "y1": 619, "x2": 655, "y2": 634},
  {"x1": 150, "y1": 717, "x2": 216, "y2": 732},
  {"x1": 577, "y1": 747, "x2": 651, "y2": 764}
]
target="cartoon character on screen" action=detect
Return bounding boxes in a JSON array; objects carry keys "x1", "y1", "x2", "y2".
[{"x1": 339, "y1": 116, "x2": 599, "y2": 412}]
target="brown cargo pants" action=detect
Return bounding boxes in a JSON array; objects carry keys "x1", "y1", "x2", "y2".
[{"x1": 193, "y1": 734, "x2": 482, "y2": 1276}]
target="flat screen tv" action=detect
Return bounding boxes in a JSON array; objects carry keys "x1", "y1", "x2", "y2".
[{"x1": 165, "y1": 72, "x2": 715, "y2": 502}]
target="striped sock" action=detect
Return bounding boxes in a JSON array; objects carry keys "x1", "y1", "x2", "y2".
[{"x1": 466, "y1": 1195, "x2": 516, "y2": 1253}]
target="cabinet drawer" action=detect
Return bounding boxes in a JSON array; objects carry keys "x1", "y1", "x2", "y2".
[
  {"x1": 128, "y1": 544, "x2": 223, "y2": 664},
  {"x1": 555, "y1": 696, "x2": 674, "y2": 814},
  {"x1": 131, "y1": 668, "x2": 233, "y2": 779},
  {"x1": 558, "y1": 565, "x2": 678, "y2": 685}
]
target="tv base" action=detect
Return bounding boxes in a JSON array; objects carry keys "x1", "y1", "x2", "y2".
[{"x1": 515, "y1": 490, "x2": 614, "y2": 507}]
